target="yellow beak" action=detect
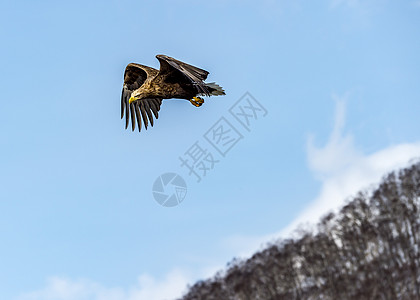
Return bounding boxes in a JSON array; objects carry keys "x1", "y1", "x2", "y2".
[{"x1": 129, "y1": 96, "x2": 136, "y2": 104}]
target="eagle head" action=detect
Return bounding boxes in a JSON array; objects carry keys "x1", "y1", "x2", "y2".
[{"x1": 129, "y1": 90, "x2": 144, "y2": 104}]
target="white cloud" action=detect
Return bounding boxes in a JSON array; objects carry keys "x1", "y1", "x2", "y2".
[
  {"x1": 306, "y1": 94, "x2": 361, "y2": 178},
  {"x1": 291, "y1": 94, "x2": 420, "y2": 235},
  {"x1": 17, "y1": 270, "x2": 191, "y2": 300}
]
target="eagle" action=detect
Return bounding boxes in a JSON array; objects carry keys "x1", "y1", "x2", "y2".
[{"x1": 121, "y1": 55, "x2": 225, "y2": 132}]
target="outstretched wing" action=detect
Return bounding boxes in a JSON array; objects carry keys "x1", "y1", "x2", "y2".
[
  {"x1": 121, "y1": 63, "x2": 158, "y2": 129},
  {"x1": 130, "y1": 98, "x2": 163, "y2": 132},
  {"x1": 156, "y1": 55, "x2": 210, "y2": 96}
]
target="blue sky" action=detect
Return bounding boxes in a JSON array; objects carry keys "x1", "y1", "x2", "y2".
[{"x1": 1, "y1": 0, "x2": 420, "y2": 299}]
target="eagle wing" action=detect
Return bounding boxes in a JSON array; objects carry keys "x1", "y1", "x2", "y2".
[
  {"x1": 121, "y1": 63, "x2": 161, "y2": 131},
  {"x1": 131, "y1": 98, "x2": 163, "y2": 132},
  {"x1": 156, "y1": 55, "x2": 210, "y2": 96}
]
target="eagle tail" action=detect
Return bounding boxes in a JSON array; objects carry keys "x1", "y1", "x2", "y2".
[{"x1": 204, "y1": 82, "x2": 225, "y2": 96}]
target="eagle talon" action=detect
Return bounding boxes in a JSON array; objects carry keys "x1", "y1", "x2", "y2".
[{"x1": 190, "y1": 96, "x2": 204, "y2": 107}]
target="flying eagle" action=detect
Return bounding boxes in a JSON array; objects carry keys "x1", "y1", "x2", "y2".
[{"x1": 121, "y1": 55, "x2": 225, "y2": 132}]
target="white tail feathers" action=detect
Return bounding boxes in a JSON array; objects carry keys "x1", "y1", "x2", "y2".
[{"x1": 205, "y1": 82, "x2": 225, "y2": 96}]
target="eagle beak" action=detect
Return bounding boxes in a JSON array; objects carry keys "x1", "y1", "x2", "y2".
[{"x1": 129, "y1": 96, "x2": 136, "y2": 104}]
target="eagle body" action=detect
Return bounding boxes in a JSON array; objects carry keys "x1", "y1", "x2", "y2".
[
  {"x1": 135, "y1": 74, "x2": 195, "y2": 100},
  {"x1": 121, "y1": 55, "x2": 225, "y2": 132}
]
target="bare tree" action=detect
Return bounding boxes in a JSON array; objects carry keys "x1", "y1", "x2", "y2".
[{"x1": 179, "y1": 161, "x2": 420, "y2": 300}]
